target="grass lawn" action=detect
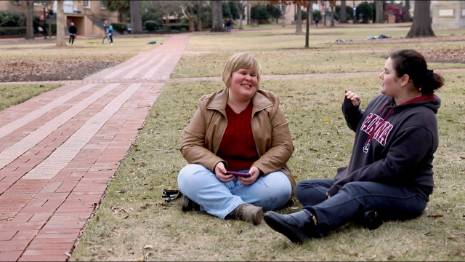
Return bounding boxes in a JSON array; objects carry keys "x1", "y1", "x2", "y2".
[
  {"x1": 0, "y1": 83, "x2": 60, "y2": 111},
  {"x1": 71, "y1": 24, "x2": 465, "y2": 261},
  {"x1": 0, "y1": 35, "x2": 166, "y2": 61}
]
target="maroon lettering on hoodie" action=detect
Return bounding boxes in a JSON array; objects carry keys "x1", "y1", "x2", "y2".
[{"x1": 360, "y1": 113, "x2": 393, "y2": 147}]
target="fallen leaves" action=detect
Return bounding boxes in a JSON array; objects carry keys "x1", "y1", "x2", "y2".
[{"x1": 0, "y1": 57, "x2": 124, "y2": 82}]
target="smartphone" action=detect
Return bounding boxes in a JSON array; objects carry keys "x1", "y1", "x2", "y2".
[{"x1": 225, "y1": 170, "x2": 251, "y2": 177}]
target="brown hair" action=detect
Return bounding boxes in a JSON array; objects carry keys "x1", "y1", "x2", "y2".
[{"x1": 389, "y1": 49, "x2": 444, "y2": 95}]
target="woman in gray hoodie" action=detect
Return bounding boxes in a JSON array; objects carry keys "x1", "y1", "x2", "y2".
[{"x1": 264, "y1": 49, "x2": 444, "y2": 243}]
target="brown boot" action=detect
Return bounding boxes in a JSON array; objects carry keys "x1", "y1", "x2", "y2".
[{"x1": 234, "y1": 204, "x2": 264, "y2": 225}]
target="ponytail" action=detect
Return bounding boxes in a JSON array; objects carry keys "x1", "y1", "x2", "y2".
[{"x1": 389, "y1": 49, "x2": 444, "y2": 95}]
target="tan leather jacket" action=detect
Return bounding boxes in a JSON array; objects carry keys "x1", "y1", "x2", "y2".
[{"x1": 180, "y1": 88, "x2": 295, "y2": 189}]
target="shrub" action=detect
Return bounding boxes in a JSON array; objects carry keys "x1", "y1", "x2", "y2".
[
  {"x1": 163, "y1": 23, "x2": 189, "y2": 33},
  {"x1": 142, "y1": 10, "x2": 162, "y2": 25},
  {"x1": 144, "y1": 20, "x2": 161, "y2": 32},
  {"x1": 294, "y1": 10, "x2": 308, "y2": 21},
  {"x1": 312, "y1": 10, "x2": 322, "y2": 23},
  {"x1": 335, "y1": 5, "x2": 354, "y2": 21},
  {"x1": 0, "y1": 26, "x2": 26, "y2": 36},
  {"x1": 251, "y1": 5, "x2": 270, "y2": 24},
  {"x1": 0, "y1": 11, "x2": 25, "y2": 27},
  {"x1": 356, "y1": 2, "x2": 374, "y2": 23},
  {"x1": 111, "y1": 23, "x2": 127, "y2": 34}
]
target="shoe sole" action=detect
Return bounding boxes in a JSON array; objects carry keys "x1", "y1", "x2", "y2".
[{"x1": 264, "y1": 214, "x2": 308, "y2": 244}]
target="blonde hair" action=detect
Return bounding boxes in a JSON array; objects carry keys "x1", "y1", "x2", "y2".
[{"x1": 222, "y1": 52, "x2": 261, "y2": 88}]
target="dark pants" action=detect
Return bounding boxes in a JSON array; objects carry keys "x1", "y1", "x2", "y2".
[
  {"x1": 69, "y1": 35, "x2": 75, "y2": 45},
  {"x1": 297, "y1": 179, "x2": 428, "y2": 235}
]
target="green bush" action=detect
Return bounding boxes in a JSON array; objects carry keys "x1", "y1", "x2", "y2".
[
  {"x1": 313, "y1": 10, "x2": 322, "y2": 23},
  {"x1": 144, "y1": 20, "x2": 161, "y2": 32},
  {"x1": 356, "y1": 2, "x2": 374, "y2": 23},
  {"x1": 0, "y1": 11, "x2": 25, "y2": 27},
  {"x1": 266, "y1": 4, "x2": 282, "y2": 22},
  {"x1": 163, "y1": 23, "x2": 188, "y2": 32},
  {"x1": 0, "y1": 26, "x2": 26, "y2": 36},
  {"x1": 142, "y1": 10, "x2": 162, "y2": 25},
  {"x1": 335, "y1": 5, "x2": 354, "y2": 21},
  {"x1": 251, "y1": 5, "x2": 270, "y2": 24},
  {"x1": 111, "y1": 23, "x2": 127, "y2": 34},
  {"x1": 294, "y1": 10, "x2": 308, "y2": 20}
]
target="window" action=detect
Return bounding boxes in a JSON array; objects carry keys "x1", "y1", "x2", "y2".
[
  {"x1": 83, "y1": 0, "x2": 90, "y2": 8},
  {"x1": 438, "y1": 9, "x2": 454, "y2": 17}
]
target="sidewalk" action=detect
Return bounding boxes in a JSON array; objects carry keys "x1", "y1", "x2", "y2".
[{"x1": 0, "y1": 34, "x2": 189, "y2": 261}]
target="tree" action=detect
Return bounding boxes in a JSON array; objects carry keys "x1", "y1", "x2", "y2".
[
  {"x1": 211, "y1": 0, "x2": 224, "y2": 31},
  {"x1": 56, "y1": 0, "x2": 65, "y2": 47},
  {"x1": 196, "y1": 1, "x2": 204, "y2": 31},
  {"x1": 305, "y1": 1, "x2": 311, "y2": 48},
  {"x1": 105, "y1": 0, "x2": 130, "y2": 23},
  {"x1": 237, "y1": 1, "x2": 245, "y2": 29},
  {"x1": 329, "y1": 0, "x2": 336, "y2": 27},
  {"x1": 295, "y1": 4, "x2": 302, "y2": 34},
  {"x1": 406, "y1": 0, "x2": 434, "y2": 38},
  {"x1": 402, "y1": 0, "x2": 412, "y2": 22},
  {"x1": 340, "y1": 0, "x2": 347, "y2": 23},
  {"x1": 25, "y1": 0, "x2": 34, "y2": 40},
  {"x1": 375, "y1": 0, "x2": 384, "y2": 23},
  {"x1": 130, "y1": 0, "x2": 142, "y2": 33}
]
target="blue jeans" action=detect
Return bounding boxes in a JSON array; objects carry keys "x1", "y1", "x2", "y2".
[
  {"x1": 178, "y1": 164, "x2": 292, "y2": 219},
  {"x1": 296, "y1": 179, "x2": 428, "y2": 234}
]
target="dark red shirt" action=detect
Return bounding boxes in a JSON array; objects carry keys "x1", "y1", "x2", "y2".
[{"x1": 217, "y1": 102, "x2": 259, "y2": 171}]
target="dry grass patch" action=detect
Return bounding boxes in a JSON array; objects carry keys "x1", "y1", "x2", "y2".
[
  {"x1": 174, "y1": 25, "x2": 465, "y2": 79},
  {"x1": 0, "y1": 35, "x2": 166, "y2": 81}
]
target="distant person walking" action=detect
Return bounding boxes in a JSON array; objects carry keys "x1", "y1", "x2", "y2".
[
  {"x1": 102, "y1": 19, "x2": 114, "y2": 45},
  {"x1": 68, "y1": 22, "x2": 77, "y2": 45},
  {"x1": 225, "y1": 18, "x2": 233, "y2": 32},
  {"x1": 39, "y1": 14, "x2": 48, "y2": 39}
]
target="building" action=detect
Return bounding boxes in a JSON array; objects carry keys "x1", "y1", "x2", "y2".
[
  {"x1": 0, "y1": 0, "x2": 120, "y2": 37},
  {"x1": 431, "y1": 0, "x2": 465, "y2": 29}
]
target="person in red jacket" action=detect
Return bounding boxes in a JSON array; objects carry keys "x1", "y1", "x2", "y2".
[{"x1": 264, "y1": 49, "x2": 444, "y2": 243}]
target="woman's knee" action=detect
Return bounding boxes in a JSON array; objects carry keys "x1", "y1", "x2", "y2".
[
  {"x1": 177, "y1": 164, "x2": 211, "y2": 191},
  {"x1": 257, "y1": 172, "x2": 292, "y2": 209},
  {"x1": 296, "y1": 179, "x2": 332, "y2": 206}
]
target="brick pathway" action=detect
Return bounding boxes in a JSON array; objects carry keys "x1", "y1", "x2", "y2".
[{"x1": 0, "y1": 34, "x2": 189, "y2": 261}]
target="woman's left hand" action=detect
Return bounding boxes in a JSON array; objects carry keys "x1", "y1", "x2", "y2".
[{"x1": 239, "y1": 166, "x2": 260, "y2": 185}]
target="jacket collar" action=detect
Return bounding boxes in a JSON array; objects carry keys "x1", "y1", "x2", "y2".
[{"x1": 207, "y1": 88, "x2": 273, "y2": 117}]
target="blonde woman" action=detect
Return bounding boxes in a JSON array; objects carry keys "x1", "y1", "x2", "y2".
[{"x1": 178, "y1": 53, "x2": 294, "y2": 225}]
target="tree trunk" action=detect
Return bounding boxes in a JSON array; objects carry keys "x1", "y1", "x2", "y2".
[
  {"x1": 56, "y1": 0, "x2": 66, "y2": 47},
  {"x1": 330, "y1": 5, "x2": 335, "y2": 27},
  {"x1": 280, "y1": 3, "x2": 286, "y2": 27},
  {"x1": 340, "y1": 0, "x2": 347, "y2": 23},
  {"x1": 130, "y1": 0, "x2": 142, "y2": 33},
  {"x1": 25, "y1": 0, "x2": 34, "y2": 40},
  {"x1": 246, "y1": 2, "x2": 251, "y2": 25},
  {"x1": 211, "y1": 0, "x2": 224, "y2": 32},
  {"x1": 188, "y1": 17, "x2": 195, "y2": 32},
  {"x1": 238, "y1": 1, "x2": 244, "y2": 30},
  {"x1": 406, "y1": 0, "x2": 435, "y2": 38},
  {"x1": 323, "y1": 6, "x2": 326, "y2": 26},
  {"x1": 403, "y1": 0, "x2": 412, "y2": 22},
  {"x1": 295, "y1": 5, "x2": 302, "y2": 34},
  {"x1": 375, "y1": 0, "x2": 384, "y2": 23},
  {"x1": 305, "y1": 2, "x2": 310, "y2": 48},
  {"x1": 197, "y1": 1, "x2": 203, "y2": 31}
]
